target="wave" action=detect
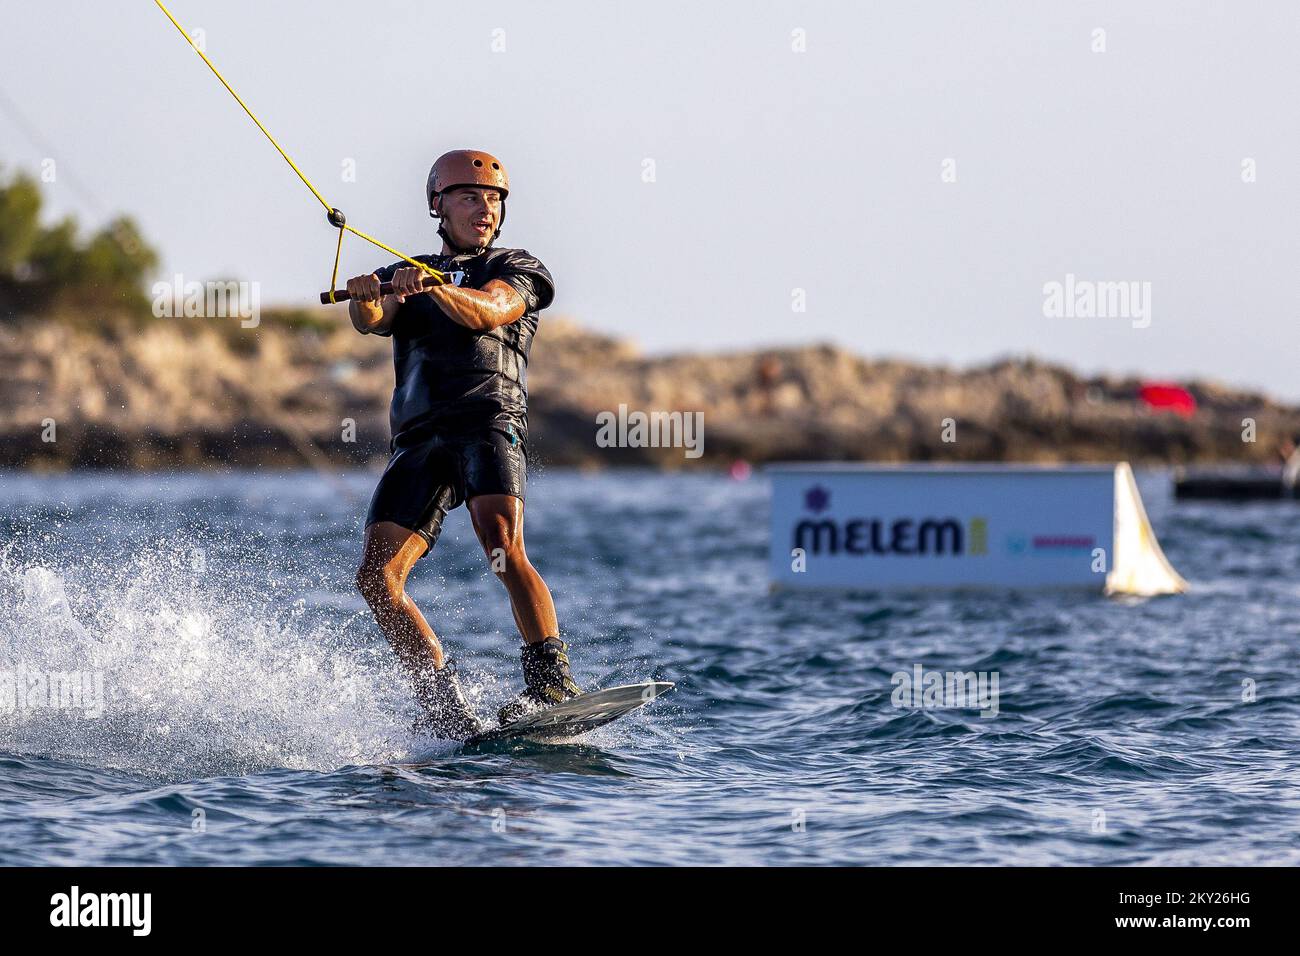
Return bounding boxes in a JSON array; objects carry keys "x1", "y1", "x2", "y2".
[{"x1": 0, "y1": 529, "x2": 435, "y2": 780}]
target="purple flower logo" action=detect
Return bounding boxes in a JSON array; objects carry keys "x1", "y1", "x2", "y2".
[{"x1": 804, "y1": 485, "x2": 830, "y2": 513}]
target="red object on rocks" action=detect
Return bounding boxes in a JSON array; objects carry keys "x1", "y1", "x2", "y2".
[{"x1": 1139, "y1": 383, "x2": 1197, "y2": 417}]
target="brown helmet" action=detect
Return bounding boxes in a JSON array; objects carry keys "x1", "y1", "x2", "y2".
[{"x1": 426, "y1": 149, "x2": 509, "y2": 208}]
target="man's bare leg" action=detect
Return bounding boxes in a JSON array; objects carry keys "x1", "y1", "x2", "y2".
[
  {"x1": 467, "y1": 494, "x2": 558, "y2": 643},
  {"x1": 355, "y1": 521, "x2": 482, "y2": 738},
  {"x1": 469, "y1": 494, "x2": 581, "y2": 723},
  {"x1": 355, "y1": 521, "x2": 443, "y2": 672}
]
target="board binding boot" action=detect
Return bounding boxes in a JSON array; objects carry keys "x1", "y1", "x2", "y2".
[
  {"x1": 498, "y1": 637, "x2": 583, "y2": 726},
  {"x1": 413, "y1": 658, "x2": 483, "y2": 740}
]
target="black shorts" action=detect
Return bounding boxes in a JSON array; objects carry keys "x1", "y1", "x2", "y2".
[{"x1": 365, "y1": 419, "x2": 527, "y2": 550}]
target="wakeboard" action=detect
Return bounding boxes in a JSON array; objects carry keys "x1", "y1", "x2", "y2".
[{"x1": 464, "y1": 681, "x2": 674, "y2": 746}]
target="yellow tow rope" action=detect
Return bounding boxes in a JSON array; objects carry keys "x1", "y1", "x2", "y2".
[{"x1": 152, "y1": 0, "x2": 446, "y2": 302}]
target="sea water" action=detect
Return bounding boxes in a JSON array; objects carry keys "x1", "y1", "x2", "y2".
[{"x1": 0, "y1": 468, "x2": 1296, "y2": 865}]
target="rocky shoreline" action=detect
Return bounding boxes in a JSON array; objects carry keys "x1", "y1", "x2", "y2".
[{"x1": 2, "y1": 312, "x2": 1297, "y2": 471}]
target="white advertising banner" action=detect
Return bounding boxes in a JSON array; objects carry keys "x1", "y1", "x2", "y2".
[{"x1": 768, "y1": 463, "x2": 1186, "y2": 595}]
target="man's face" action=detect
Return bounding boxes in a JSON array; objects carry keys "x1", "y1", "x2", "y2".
[{"x1": 435, "y1": 186, "x2": 503, "y2": 250}]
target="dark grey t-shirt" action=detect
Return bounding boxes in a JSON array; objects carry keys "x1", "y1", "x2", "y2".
[{"x1": 371, "y1": 248, "x2": 554, "y2": 439}]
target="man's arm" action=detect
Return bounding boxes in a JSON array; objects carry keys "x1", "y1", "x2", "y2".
[
  {"x1": 429, "y1": 280, "x2": 525, "y2": 331},
  {"x1": 346, "y1": 273, "x2": 402, "y2": 335},
  {"x1": 387, "y1": 267, "x2": 525, "y2": 332}
]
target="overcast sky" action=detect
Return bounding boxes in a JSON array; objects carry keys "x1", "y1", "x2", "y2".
[{"x1": 3, "y1": 1, "x2": 1297, "y2": 397}]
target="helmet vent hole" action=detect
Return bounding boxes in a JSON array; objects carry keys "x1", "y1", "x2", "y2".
[
  {"x1": 491, "y1": 163, "x2": 499, "y2": 169},
  {"x1": 473, "y1": 159, "x2": 483, "y2": 167}
]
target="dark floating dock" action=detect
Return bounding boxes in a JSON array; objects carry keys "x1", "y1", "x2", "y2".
[{"x1": 1173, "y1": 468, "x2": 1297, "y2": 501}]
